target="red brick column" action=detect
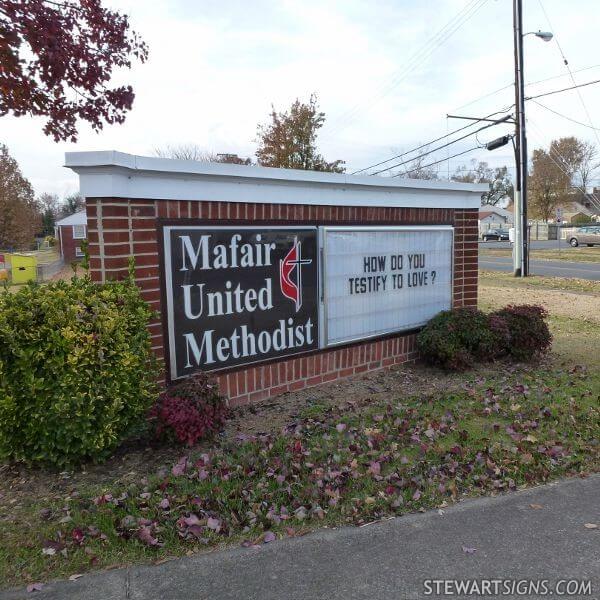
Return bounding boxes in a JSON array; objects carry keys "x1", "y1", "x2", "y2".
[
  {"x1": 86, "y1": 198, "x2": 477, "y2": 405},
  {"x1": 452, "y1": 208, "x2": 479, "y2": 308}
]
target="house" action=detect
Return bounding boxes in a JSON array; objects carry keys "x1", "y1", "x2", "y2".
[
  {"x1": 478, "y1": 205, "x2": 514, "y2": 224},
  {"x1": 478, "y1": 205, "x2": 513, "y2": 235},
  {"x1": 55, "y1": 210, "x2": 87, "y2": 261},
  {"x1": 551, "y1": 201, "x2": 597, "y2": 224}
]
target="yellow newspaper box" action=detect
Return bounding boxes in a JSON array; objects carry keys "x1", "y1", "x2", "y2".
[{"x1": 10, "y1": 253, "x2": 37, "y2": 284}]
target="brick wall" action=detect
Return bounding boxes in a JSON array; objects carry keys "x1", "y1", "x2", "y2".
[
  {"x1": 86, "y1": 198, "x2": 479, "y2": 405},
  {"x1": 59, "y1": 224, "x2": 86, "y2": 262}
]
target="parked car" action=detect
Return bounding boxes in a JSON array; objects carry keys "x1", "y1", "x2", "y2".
[
  {"x1": 482, "y1": 229, "x2": 510, "y2": 241},
  {"x1": 568, "y1": 226, "x2": 600, "y2": 247}
]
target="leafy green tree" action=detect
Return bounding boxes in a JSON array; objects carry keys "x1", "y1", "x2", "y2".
[{"x1": 256, "y1": 95, "x2": 345, "y2": 172}]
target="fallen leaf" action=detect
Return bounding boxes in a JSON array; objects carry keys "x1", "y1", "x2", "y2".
[
  {"x1": 336, "y1": 423, "x2": 347, "y2": 433},
  {"x1": 529, "y1": 504, "x2": 543, "y2": 510},
  {"x1": 462, "y1": 546, "x2": 477, "y2": 554},
  {"x1": 263, "y1": 531, "x2": 276, "y2": 543},
  {"x1": 368, "y1": 461, "x2": 381, "y2": 476},
  {"x1": 42, "y1": 547, "x2": 56, "y2": 556},
  {"x1": 520, "y1": 453, "x2": 534, "y2": 465},
  {"x1": 68, "y1": 574, "x2": 83, "y2": 581},
  {"x1": 159, "y1": 498, "x2": 170, "y2": 510},
  {"x1": 92, "y1": 493, "x2": 113, "y2": 506},
  {"x1": 584, "y1": 523, "x2": 598, "y2": 530},
  {"x1": 171, "y1": 456, "x2": 188, "y2": 477},
  {"x1": 26, "y1": 583, "x2": 44, "y2": 592},
  {"x1": 183, "y1": 514, "x2": 201, "y2": 527},
  {"x1": 137, "y1": 526, "x2": 159, "y2": 547}
]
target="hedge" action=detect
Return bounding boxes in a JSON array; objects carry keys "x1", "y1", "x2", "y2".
[{"x1": 0, "y1": 267, "x2": 158, "y2": 466}]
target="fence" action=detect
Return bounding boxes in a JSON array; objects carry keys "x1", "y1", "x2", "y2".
[
  {"x1": 527, "y1": 223, "x2": 563, "y2": 241},
  {"x1": 37, "y1": 258, "x2": 65, "y2": 281},
  {"x1": 0, "y1": 250, "x2": 64, "y2": 284}
]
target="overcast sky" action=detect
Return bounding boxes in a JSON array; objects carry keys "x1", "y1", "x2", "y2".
[{"x1": 2, "y1": 0, "x2": 600, "y2": 197}]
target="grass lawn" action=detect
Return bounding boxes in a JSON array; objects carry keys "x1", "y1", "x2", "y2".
[
  {"x1": 479, "y1": 269, "x2": 600, "y2": 294},
  {"x1": 479, "y1": 270, "x2": 600, "y2": 371},
  {"x1": 1, "y1": 272, "x2": 599, "y2": 589},
  {"x1": 480, "y1": 245, "x2": 600, "y2": 263}
]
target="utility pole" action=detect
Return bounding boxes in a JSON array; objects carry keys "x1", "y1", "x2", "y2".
[
  {"x1": 513, "y1": 5, "x2": 553, "y2": 276},
  {"x1": 513, "y1": 0, "x2": 527, "y2": 276}
]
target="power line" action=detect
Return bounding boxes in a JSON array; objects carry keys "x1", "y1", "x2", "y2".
[
  {"x1": 537, "y1": 0, "x2": 600, "y2": 148},
  {"x1": 352, "y1": 108, "x2": 511, "y2": 174},
  {"x1": 525, "y1": 78, "x2": 600, "y2": 101},
  {"x1": 371, "y1": 114, "x2": 512, "y2": 175},
  {"x1": 452, "y1": 62, "x2": 600, "y2": 112},
  {"x1": 325, "y1": 0, "x2": 490, "y2": 139},
  {"x1": 530, "y1": 100, "x2": 600, "y2": 132},
  {"x1": 355, "y1": 77, "x2": 599, "y2": 181},
  {"x1": 329, "y1": 0, "x2": 486, "y2": 134},
  {"x1": 357, "y1": 79, "x2": 598, "y2": 177},
  {"x1": 392, "y1": 146, "x2": 481, "y2": 178}
]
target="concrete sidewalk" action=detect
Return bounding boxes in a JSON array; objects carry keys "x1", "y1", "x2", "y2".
[{"x1": 4, "y1": 475, "x2": 599, "y2": 600}]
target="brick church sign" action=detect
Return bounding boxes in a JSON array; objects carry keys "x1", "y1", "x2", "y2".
[{"x1": 66, "y1": 151, "x2": 484, "y2": 404}]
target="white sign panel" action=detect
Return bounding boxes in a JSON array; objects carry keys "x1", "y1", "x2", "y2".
[{"x1": 322, "y1": 226, "x2": 453, "y2": 346}]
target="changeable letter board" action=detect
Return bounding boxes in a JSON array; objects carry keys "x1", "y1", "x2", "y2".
[
  {"x1": 163, "y1": 226, "x2": 319, "y2": 379},
  {"x1": 322, "y1": 226, "x2": 453, "y2": 346}
]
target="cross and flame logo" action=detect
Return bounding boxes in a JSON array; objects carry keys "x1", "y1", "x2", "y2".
[{"x1": 279, "y1": 237, "x2": 312, "y2": 312}]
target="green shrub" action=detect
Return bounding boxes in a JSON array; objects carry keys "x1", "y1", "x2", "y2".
[
  {"x1": 417, "y1": 307, "x2": 500, "y2": 370},
  {"x1": 491, "y1": 304, "x2": 552, "y2": 361},
  {"x1": 418, "y1": 304, "x2": 551, "y2": 370},
  {"x1": 0, "y1": 269, "x2": 158, "y2": 466},
  {"x1": 149, "y1": 372, "x2": 228, "y2": 446}
]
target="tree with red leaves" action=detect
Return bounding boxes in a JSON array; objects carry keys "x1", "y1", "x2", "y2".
[{"x1": 0, "y1": 0, "x2": 148, "y2": 141}]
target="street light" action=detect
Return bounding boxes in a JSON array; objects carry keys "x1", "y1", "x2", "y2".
[
  {"x1": 513, "y1": 2, "x2": 552, "y2": 277},
  {"x1": 526, "y1": 30, "x2": 553, "y2": 42}
]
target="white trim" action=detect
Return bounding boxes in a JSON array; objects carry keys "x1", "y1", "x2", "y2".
[
  {"x1": 58, "y1": 225, "x2": 64, "y2": 259},
  {"x1": 72, "y1": 224, "x2": 86, "y2": 239},
  {"x1": 65, "y1": 151, "x2": 486, "y2": 209}
]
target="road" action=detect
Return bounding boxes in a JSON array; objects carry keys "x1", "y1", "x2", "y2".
[
  {"x1": 479, "y1": 241, "x2": 600, "y2": 280},
  {"x1": 479, "y1": 255, "x2": 600, "y2": 280},
  {"x1": 481, "y1": 240, "x2": 560, "y2": 250},
  {"x1": 3, "y1": 475, "x2": 599, "y2": 600}
]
